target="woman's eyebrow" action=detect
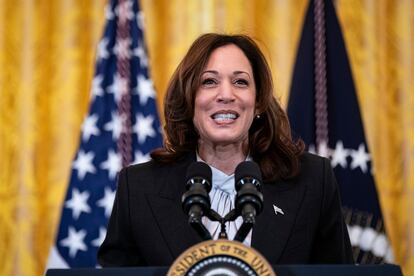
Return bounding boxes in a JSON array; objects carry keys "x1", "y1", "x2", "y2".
[
  {"x1": 202, "y1": 70, "x2": 251, "y2": 78},
  {"x1": 233, "y1": 71, "x2": 251, "y2": 79}
]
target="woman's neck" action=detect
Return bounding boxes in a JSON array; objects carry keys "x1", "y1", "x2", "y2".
[{"x1": 197, "y1": 140, "x2": 248, "y2": 175}]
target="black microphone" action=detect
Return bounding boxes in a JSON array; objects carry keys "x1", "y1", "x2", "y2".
[
  {"x1": 234, "y1": 161, "x2": 264, "y2": 242},
  {"x1": 181, "y1": 162, "x2": 212, "y2": 240}
]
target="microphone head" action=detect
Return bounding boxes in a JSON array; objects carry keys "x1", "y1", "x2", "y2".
[
  {"x1": 235, "y1": 161, "x2": 262, "y2": 191},
  {"x1": 185, "y1": 161, "x2": 212, "y2": 192}
]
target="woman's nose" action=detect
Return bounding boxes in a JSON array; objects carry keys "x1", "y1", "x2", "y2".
[{"x1": 217, "y1": 81, "x2": 235, "y2": 103}]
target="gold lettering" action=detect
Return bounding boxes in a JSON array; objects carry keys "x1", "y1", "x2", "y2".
[
  {"x1": 175, "y1": 265, "x2": 184, "y2": 273},
  {"x1": 177, "y1": 260, "x2": 188, "y2": 271},
  {"x1": 208, "y1": 242, "x2": 217, "y2": 254},
  {"x1": 183, "y1": 255, "x2": 195, "y2": 267},
  {"x1": 198, "y1": 245, "x2": 210, "y2": 257},
  {"x1": 233, "y1": 246, "x2": 247, "y2": 258},
  {"x1": 221, "y1": 245, "x2": 231, "y2": 252},
  {"x1": 172, "y1": 243, "x2": 219, "y2": 276},
  {"x1": 191, "y1": 250, "x2": 200, "y2": 261},
  {"x1": 251, "y1": 256, "x2": 269, "y2": 275}
]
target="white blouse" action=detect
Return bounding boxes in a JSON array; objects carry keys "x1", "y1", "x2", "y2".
[{"x1": 197, "y1": 154, "x2": 252, "y2": 246}]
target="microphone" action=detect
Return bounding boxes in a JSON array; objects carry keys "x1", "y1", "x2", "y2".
[
  {"x1": 234, "y1": 161, "x2": 264, "y2": 242},
  {"x1": 181, "y1": 162, "x2": 212, "y2": 240}
]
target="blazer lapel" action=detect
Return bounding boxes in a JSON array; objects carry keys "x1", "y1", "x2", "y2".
[
  {"x1": 252, "y1": 179, "x2": 307, "y2": 264},
  {"x1": 145, "y1": 153, "x2": 202, "y2": 260}
]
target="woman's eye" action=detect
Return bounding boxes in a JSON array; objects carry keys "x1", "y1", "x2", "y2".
[
  {"x1": 201, "y1": 78, "x2": 217, "y2": 86},
  {"x1": 234, "y1": 79, "x2": 248, "y2": 86}
]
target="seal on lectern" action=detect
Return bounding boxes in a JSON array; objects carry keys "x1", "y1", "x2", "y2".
[{"x1": 167, "y1": 239, "x2": 275, "y2": 276}]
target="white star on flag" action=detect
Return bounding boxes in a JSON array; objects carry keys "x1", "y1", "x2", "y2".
[
  {"x1": 81, "y1": 114, "x2": 100, "y2": 142},
  {"x1": 350, "y1": 143, "x2": 371, "y2": 173},
  {"x1": 135, "y1": 74, "x2": 155, "y2": 105},
  {"x1": 100, "y1": 149, "x2": 121, "y2": 180},
  {"x1": 65, "y1": 188, "x2": 91, "y2": 220},
  {"x1": 114, "y1": 37, "x2": 132, "y2": 59},
  {"x1": 91, "y1": 75, "x2": 104, "y2": 99},
  {"x1": 115, "y1": 0, "x2": 134, "y2": 23},
  {"x1": 331, "y1": 140, "x2": 349, "y2": 168},
  {"x1": 96, "y1": 186, "x2": 116, "y2": 218},
  {"x1": 134, "y1": 113, "x2": 156, "y2": 144},
  {"x1": 60, "y1": 227, "x2": 88, "y2": 258},
  {"x1": 133, "y1": 150, "x2": 150, "y2": 164},
  {"x1": 96, "y1": 38, "x2": 110, "y2": 61},
  {"x1": 107, "y1": 73, "x2": 128, "y2": 104},
  {"x1": 72, "y1": 150, "x2": 96, "y2": 180},
  {"x1": 133, "y1": 43, "x2": 148, "y2": 67},
  {"x1": 91, "y1": 227, "x2": 107, "y2": 247},
  {"x1": 317, "y1": 140, "x2": 331, "y2": 158},
  {"x1": 136, "y1": 11, "x2": 144, "y2": 29},
  {"x1": 105, "y1": 4, "x2": 115, "y2": 20},
  {"x1": 104, "y1": 111, "x2": 124, "y2": 140}
]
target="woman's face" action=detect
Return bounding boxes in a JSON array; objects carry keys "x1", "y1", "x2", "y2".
[{"x1": 193, "y1": 44, "x2": 256, "y2": 147}]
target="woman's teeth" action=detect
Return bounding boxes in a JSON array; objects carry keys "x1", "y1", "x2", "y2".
[{"x1": 212, "y1": 113, "x2": 237, "y2": 121}]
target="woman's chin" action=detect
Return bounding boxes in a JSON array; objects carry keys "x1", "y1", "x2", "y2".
[{"x1": 203, "y1": 135, "x2": 247, "y2": 147}]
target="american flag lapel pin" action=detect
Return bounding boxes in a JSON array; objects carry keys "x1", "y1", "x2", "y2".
[{"x1": 273, "y1": 204, "x2": 284, "y2": 215}]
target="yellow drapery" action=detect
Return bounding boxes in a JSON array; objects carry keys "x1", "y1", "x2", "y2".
[
  {"x1": 0, "y1": 1, "x2": 413, "y2": 275},
  {"x1": 336, "y1": 0, "x2": 414, "y2": 274},
  {"x1": 0, "y1": 1, "x2": 105, "y2": 275}
]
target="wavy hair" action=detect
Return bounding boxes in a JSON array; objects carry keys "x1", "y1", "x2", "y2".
[{"x1": 151, "y1": 33, "x2": 304, "y2": 181}]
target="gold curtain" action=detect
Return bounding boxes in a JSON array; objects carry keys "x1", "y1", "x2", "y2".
[
  {"x1": 0, "y1": 0, "x2": 413, "y2": 275},
  {"x1": 336, "y1": 1, "x2": 414, "y2": 275},
  {"x1": 0, "y1": 1, "x2": 106, "y2": 275}
]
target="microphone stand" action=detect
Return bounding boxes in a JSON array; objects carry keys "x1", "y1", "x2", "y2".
[
  {"x1": 206, "y1": 208, "x2": 255, "y2": 243},
  {"x1": 196, "y1": 209, "x2": 238, "y2": 240},
  {"x1": 190, "y1": 206, "x2": 257, "y2": 243},
  {"x1": 233, "y1": 213, "x2": 255, "y2": 242},
  {"x1": 188, "y1": 204, "x2": 212, "y2": 241},
  {"x1": 205, "y1": 209, "x2": 228, "y2": 239},
  {"x1": 187, "y1": 207, "x2": 237, "y2": 241}
]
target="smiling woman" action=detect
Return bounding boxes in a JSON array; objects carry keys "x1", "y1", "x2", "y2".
[
  {"x1": 193, "y1": 44, "x2": 256, "y2": 174},
  {"x1": 97, "y1": 33, "x2": 354, "y2": 267},
  {"x1": 151, "y1": 34, "x2": 304, "y2": 182}
]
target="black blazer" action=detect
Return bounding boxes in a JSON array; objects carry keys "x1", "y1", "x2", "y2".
[{"x1": 98, "y1": 152, "x2": 354, "y2": 266}]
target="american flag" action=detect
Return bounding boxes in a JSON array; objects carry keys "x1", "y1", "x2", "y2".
[
  {"x1": 47, "y1": 0, "x2": 163, "y2": 267},
  {"x1": 287, "y1": 0, "x2": 393, "y2": 264}
]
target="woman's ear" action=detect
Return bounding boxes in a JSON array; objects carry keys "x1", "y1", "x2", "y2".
[{"x1": 254, "y1": 107, "x2": 261, "y2": 119}]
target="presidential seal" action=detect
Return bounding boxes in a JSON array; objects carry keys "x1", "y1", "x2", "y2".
[{"x1": 167, "y1": 240, "x2": 275, "y2": 276}]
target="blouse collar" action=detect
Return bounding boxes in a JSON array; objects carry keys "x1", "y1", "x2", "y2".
[{"x1": 196, "y1": 152, "x2": 252, "y2": 195}]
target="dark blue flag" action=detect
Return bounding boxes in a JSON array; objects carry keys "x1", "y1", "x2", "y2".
[
  {"x1": 47, "y1": 0, "x2": 163, "y2": 267},
  {"x1": 287, "y1": 0, "x2": 393, "y2": 263}
]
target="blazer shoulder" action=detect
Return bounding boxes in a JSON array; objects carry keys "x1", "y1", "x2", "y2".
[
  {"x1": 299, "y1": 151, "x2": 331, "y2": 172},
  {"x1": 125, "y1": 158, "x2": 167, "y2": 175},
  {"x1": 293, "y1": 152, "x2": 335, "y2": 187},
  {"x1": 124, "y1": 151, "x2": 196, "y2": 175},
  {"x1": 117, "y1": 159, "x2": 170, "y2": 194},
  {"x1": 118, "y1": 153, "x2": 195, "y2": 194}
]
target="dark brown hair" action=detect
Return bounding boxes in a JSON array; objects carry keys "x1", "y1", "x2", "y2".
[{"x1": 151, "y1": 33, "x2": 304, "y2": 181}]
